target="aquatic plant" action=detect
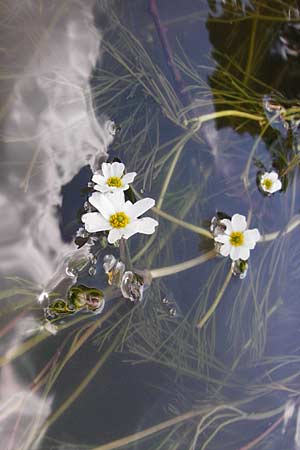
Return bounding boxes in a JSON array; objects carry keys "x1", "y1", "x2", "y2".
[
  {"x1": 92, "y1": 161, "x2": 137, "y2": 193},
  {"x1": 3, "y1": 1, "x2": 300, "y2": 450},
  {"x1": 82, "y1": 190, "x2": 158, "y2": 243}
]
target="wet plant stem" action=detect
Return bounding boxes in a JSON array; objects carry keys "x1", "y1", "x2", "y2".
[
  {"x1": 238, "y1": 414, "x2": 284, "y2": 450},
  {"x1": 243, "y1": 9, "x2": 259, "y2": 86},
  {"x1": 23, "y1": 302, "x2": 122, "y2": 450},
  {"x1": 188, "y1": 110, "x2": 265, "y2": 127},
  {"x1": 262, "y1": 215, "x2": 300, "y2": 242},
  {"x1": 152, "y1": 206, "x2": 213, "y2": 238},
  {"x1": 30, "y1": 330, "x2": 124, "y2": 450},
  {"x1": 197, "y1": 268, "x2": 233, "y2": 328},
  {"x1": 150, "y1": 249, "x2": 216, "y2": 279},
  {"x1": 92, "y1": 407, "x2": 211, "y2": 450},
  {"x1": 91, "y1": 404, "x2": 285, "y2": 450},
  {"x1": 133, "y1": 186, "x2": 212, "y2": 239},
  {"x1": 156, "y1": 128, "x2": 196, "y2": 209},
  {"x1": 149, "y1": 0, "x2": 192, "y2": 107}
]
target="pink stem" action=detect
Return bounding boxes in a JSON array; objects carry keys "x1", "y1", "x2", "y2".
[
  {"x1": 149, "y1": 0, "x2": 193, "y2": 106},
  {"x1": 238, "y1": 415, "x2": 284, "y2": 450}
]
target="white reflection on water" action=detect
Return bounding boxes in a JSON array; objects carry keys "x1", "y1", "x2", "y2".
[
  {"x1": 0, "y1": 1, "x2": 111, "y2": 448},
  {"x1": 0, "y1": 0, "x2": 112, "y2": 285}
]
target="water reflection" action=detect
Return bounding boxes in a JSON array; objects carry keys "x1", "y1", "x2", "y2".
[
  {"x1": 2, "y1": 1, "x2": 300, "y2": 449},
  {"x1": 0, "y1": 1, "x2": 111, "y2": 448}
]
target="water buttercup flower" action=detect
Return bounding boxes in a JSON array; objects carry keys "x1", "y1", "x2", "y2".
[
  {"x1": 260, "y1": 171, "x2": 282, "y2": 194},
  {"x1": 82, "y1": 191, "x2": 158, "y2": 244},
  {"x1": 92, "y1": 162, "x2": 136, "y2": 193},
  {"x1": 215, "y1": 214, "x2": 260, "y2": 261}
]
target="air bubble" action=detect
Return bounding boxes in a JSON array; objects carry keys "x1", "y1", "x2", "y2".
[
  {"x1": 88, "y1": 266, "x2": 97, "y2": 276},
  {"x1": 169, "y1": 308, "x2": 177, "y2": 317}
]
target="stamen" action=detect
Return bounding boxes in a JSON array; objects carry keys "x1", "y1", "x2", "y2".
[
  {"x1": 107, "y1": 176, "x2": 122, "y2": 188},
  {"x1": 229, "y1": 231, "x2": 244, "y2": 247},
  {"x1": 109, "y1": 212, "x2": 130, "y2": 228}
]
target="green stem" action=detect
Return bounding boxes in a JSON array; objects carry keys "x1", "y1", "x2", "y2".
[
  {"x1": 150, "y1": 250, "x2": 216, "y2": 279},
  {"x1": 188, "y1": 110, "x2": 265, "y2": 126},
  {"x1": 156, "y1": 128, "x2": 198, "y2": 209},
  {"x1": 262, "y1": 215, "x2": 300, "y2": 242},
  {"x1": 243, "y1": 10, "x2": 258, "y2": 86},
  {"x1": 152, "y1": 206, "x2": 213, "y2": 239},
  {"x1": 91, "y1": 404, "x2": 285, "y2": 450},
  {"x1": 91, "y1": 408, "x2": 210, "y2": 450},
  {"x1": 197, "y1": 268, "x2": 232, "y2": 329}
]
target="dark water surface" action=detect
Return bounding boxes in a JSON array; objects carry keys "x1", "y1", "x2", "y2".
[{"x1": 1, "y1": 1, "x2": 300, "y2": 449}]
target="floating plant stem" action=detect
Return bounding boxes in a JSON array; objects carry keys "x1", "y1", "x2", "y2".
[
  {"x1": 91, "y1": 406, "x2": 212, "y2": 450},
  {"x1": 150, "y1": 249, "x2": 216, "y2": 279},
  {"x1": 187, "y1": 110, "x2": 265, "y2": 127},
  {"x1": 242, "y1": 111, "x2": 281, "y2": 189},
  {"x1": 197, "y1": 268, "x2": 233, "y2": 329},
  {"x1": 91, "y1": 403, "x2": 286, "y2": 450},
  {"x1": 26, "y1": 329, "x2": 124, "y2": 450},
  {"x1": 262, "y1": 215, "x2": 300, "y2": 242},
  {"x1": 243, "y1": 9, "x2": 259, "y2": 86},
  {"x1": 238, "y1": 415, "x2": 284, "y2": 450},
  {"x1": 156, "y1": 128, "x2": 197, "y2": 209},
  {"x1": 152, "y1": 206, "x2": 213, "y2": 238}
]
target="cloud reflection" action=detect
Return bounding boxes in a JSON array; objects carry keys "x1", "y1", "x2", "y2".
[{"x1": 0, "y1": 1, "x2": 111, "y2": 448}]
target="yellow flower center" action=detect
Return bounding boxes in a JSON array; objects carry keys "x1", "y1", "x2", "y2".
[
  {"x1": 262, "y1": 178, "x2": 273, "y2": 190},
  {"x1": 107, "y1": 176, "x2": 122, "y2": 188},
  {"x1": 229, "y1": 231, "x2": 244, "y2": 247},
  {"x1": 109, "y1": 212, "x2": 130, "y2": 228}
]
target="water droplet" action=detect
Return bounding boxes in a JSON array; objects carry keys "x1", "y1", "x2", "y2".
[
  {"x1": 120, "y1": 271, "x2": 144, "y2": 303},
  {"x1": 37, "y1": 290, "x2": 49, "y2": 304},
  {"x1": 87, "y1": 182, "x2": 94, "y2": 188},
  {"x1": 65, "y1": 267, "x2": 77, "y2": 279},
  {"x1": 84, "y1": 201, "x2": 90, "y2": 211},
  {"x1": 162, "y1": 297, "x2": 169, "y2": 304},
  {"x1": 169, "y1": 308, "x2": 177, "y2": 317},
  {"x1": 88, "y1": 266, "x2": 97, "y2": 276}
]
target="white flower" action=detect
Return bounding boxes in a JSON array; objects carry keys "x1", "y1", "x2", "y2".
[
  {"x1": 92, "y1": 162, "x2": 136, "y2": 193},
  {"x1": 214, "y1": 214, "x2": 260, "y2": 261},
  {"x1": 82, "y1": 191, "x2": 158, "y2": 244},
  {"x1": 260, "y1": 171, "x2": 282, "y2": 194}
]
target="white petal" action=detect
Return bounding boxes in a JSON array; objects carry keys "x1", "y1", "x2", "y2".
[
  {"x1": 244, "y1": 229, "x2": 260, "y2": 249},
  {"x1": 89, "y1": 192, "x2": 115, "y2": 218},
  {"x1": 125, "y1": 198, "x2": 155, "y2": 219},
  {"x1": 82, "y1": 212, "x2": 110, "y2": 233},
  {"x1": 231, "y1": 214, "x2": 247, "y2": 232},
  {"x1": 220, "y1": 242, "x2": 231, "y2": 257},
  {"x1": 214, "y1": 234, "x2": 229, "y2": 244},
  {"x1": 136, "y1": 217, "x2": 158, "y2": 234},
  {"x1": 270, "y1": 179, "x2": 282, "y2": 193},
  {"x1": 101, "y1": 162, "x2": 112, "y2": 178},
  {"x1": 93, "y1": 184, "x2": 111, "y2": 193},
  {"x1": 122, "y1": 172, "x2": 137, "y2": 184},
  {"x1": 111, "y1": 162, "x2": 125, "y2": 177},
  {"x1": 238, "y1": 246, "x2": 250, "y2": 260},
  {"x1": 230, "y1": 246, "x2": 241, "y2": 261},
  {"x1": 122, "y1": 222, "x2": 139, "y2": 239},
  {"x1": 92, "y1": 174, "x2": 106, "y2": 185},
  {"x1": 106, "y1": 191, "x2": 126, "y2": 211},
  {"x1": 268, "y1": 171, "x2": 279, "y2": 181},
  {"x1": 108, "y1": 228, "x2": 123, "y2": 244},
  {"x1": 221, "y1": 219, "x2": 233, "y2": 234}
]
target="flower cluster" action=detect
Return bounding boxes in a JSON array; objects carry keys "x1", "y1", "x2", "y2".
[{"x1": 82, "y1": 162, "x2": 158, "y2": 244}]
